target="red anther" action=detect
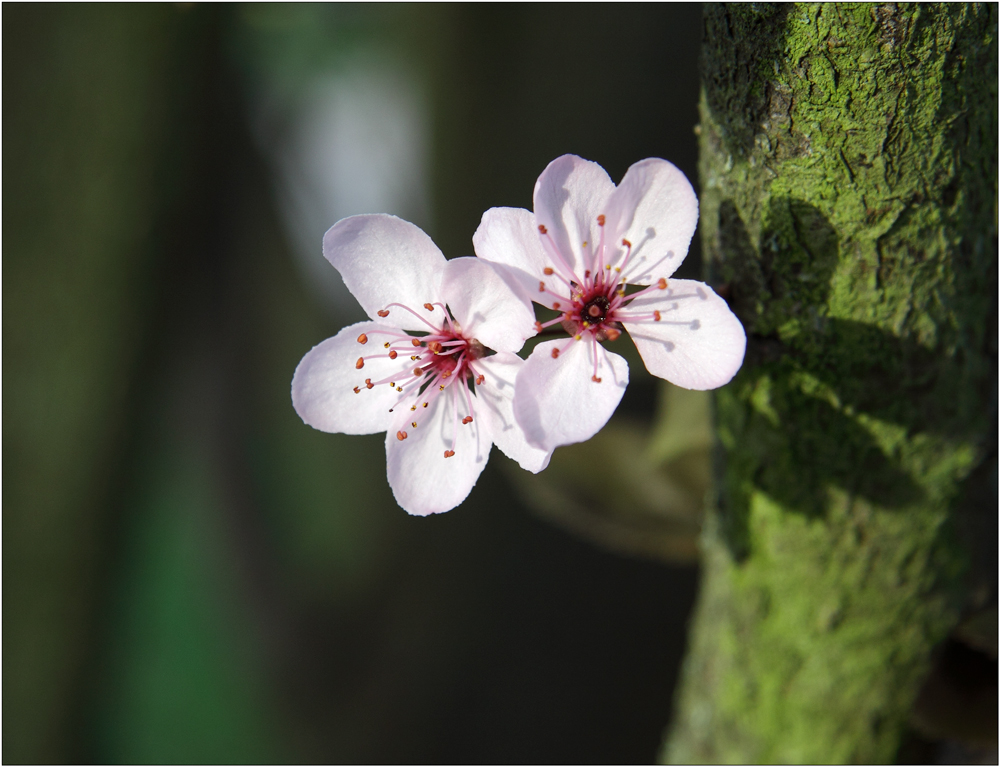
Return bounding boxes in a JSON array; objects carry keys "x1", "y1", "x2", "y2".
[
  {"x1": 388, "y1": 350, "x2": 398, "y2": 359},
  {"x1": 584, "y1": 270, "x2": 591, "y2": 279},
  {"x1": 551, "y1": 348, "x2": 560, "y2": 359},
  {"x1": 355, "y1": 357, "x2": 365, "y2": 369},
  {"x1": 658, "y1": 278, "x2": 668, "y2": 289},
  {"x1": 365, "y1": 379, "x2": 374, "y2": 389},
  {"x1": 654, "y1": 310, "x2": 662, "y2": 321},
  {"x1": 397, "y1": 431, "x2": 408, "y2": 441},
  {"x1": 428, "y1": 341, "x2": 442, "y2": 353},
  {"x1": 423, "y1": 303, "x2": 434, "y2": 311},
  {"x1": 539, "y1": 281, "x2": 546, "y2": 292},
  {"x1": 444, "y1": 450, "x2": 455, "y2": 458},
  {"x1": 353, "y1": 386, "x2": 360, "y2": 394},
  {"x1": 442, "y1": 371, "x2": 452, "y2": 378},
  {"x1": 553, "y1": 302, "x2": 561, "y2": 309},
  {"x1": 538, "y1": 224, "x2": 548, "y2": 234},
  {"x1": 462, "y1": 416, "x2": 473, "y2": 424},
  {"x1": 543, "y1": 267, "x2": 554, "y2": 275},
  {"x1": 411, "y1": 338, "x2": 423, "y2": 347},
  {"x1": 597, "y1": 214, "x2": 606, "y2": 226},
  {"x1": 622, "y1": 238, "x2": 632, "y2": 248},
  {"x1": 413, "y1": 366, "x2": 423, "y2": 375},
  {"x1": 475, "y1": 374, "x2": 485, "y2": 385},
  {"x1": 377, "y1": 309, "x2": 390, "y2": 317},
  {"x1": 592, "y1": 375, "x2": 602, "y2": 383},
  {"x1": 534, "y1": 321, "x2": 543, "y2": 333},
  {"x1": 604, "y1": 328, "x2": 621, "y2": 341},
  {"x1": 357, "y1": 333, "x2": 368, "y2": 344}
]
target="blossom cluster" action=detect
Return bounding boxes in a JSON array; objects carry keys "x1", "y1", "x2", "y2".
[{"x1": 292, "y1": 155, "x2": 746, "y2": 515}]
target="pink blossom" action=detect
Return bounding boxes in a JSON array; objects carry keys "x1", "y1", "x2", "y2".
[
  {"x1": 292, "y1": 214, "x2": 550, "y2": 515},
  {"x1": 473, "y1": 155, "x2": 746, "y2": 452}
]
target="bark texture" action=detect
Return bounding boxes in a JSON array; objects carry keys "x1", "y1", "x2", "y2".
[{"x1": 663, "y1": 4, "x2": 997, "y2": 763}]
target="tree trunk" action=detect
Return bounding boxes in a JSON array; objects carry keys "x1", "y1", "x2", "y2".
[{"x1": 663, "y1": 4, "x2": 997, "y2": 763}]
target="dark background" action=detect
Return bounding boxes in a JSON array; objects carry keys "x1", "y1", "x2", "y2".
[{"x1": 3, "y1": 5, "x2": 706, "y2": 763}]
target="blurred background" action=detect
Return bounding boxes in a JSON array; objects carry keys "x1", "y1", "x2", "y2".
[{"x1": 4, "y1": 5, "x2": 711, "y2": 763}]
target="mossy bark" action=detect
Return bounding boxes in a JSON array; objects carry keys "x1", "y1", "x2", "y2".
[{"x1": 663, "y1": 4, "x2": 997, "y2": 763}]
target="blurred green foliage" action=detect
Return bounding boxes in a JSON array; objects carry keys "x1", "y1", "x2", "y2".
[{"x1": 4, "y1": 5, "x2": 201, "y2": 761}]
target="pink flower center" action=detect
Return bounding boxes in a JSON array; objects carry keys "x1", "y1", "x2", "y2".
[
  {"x1": 352, "y1": 301, "x2": 486, "y2": 458},
  {"x1": 535, "y1": 217, "x2": 672, "y2": 382}
]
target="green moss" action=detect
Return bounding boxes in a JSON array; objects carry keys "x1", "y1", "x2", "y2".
[{"x1": 664, "y1": 4, "x2": 996, "y2": 763}]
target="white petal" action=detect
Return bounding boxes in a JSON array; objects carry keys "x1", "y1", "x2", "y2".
[
  {"x1": 472, "y1": 207, "x2": 559, "y2": 305},
  {"x1": 533, "y1": 155, "x2": 615, "y2": 281},
  {"x1": 441, "y1": 257, "x2": 536, "y2": 353},
  {"x1": 473, "y1": 353, "x2": 552, "y2": 473},
  {"x1": 602, "y1": 158, "x2": 699, "y2": 285},
  {"x1": 323, "y1": 214, "x2": 448, "y2": 331},
  {"x1": 291, "y1": 321, "x2": 402, "y2": 435},
  {"x1": 513, "y1": 338, "x2": 629, "y2": 452},
  {"x1": 621, "y1": 279, "x2": 746, "y2": 390},
  {"x1": 385, "y1": 384, "x2": 491, "y2": 515}
]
